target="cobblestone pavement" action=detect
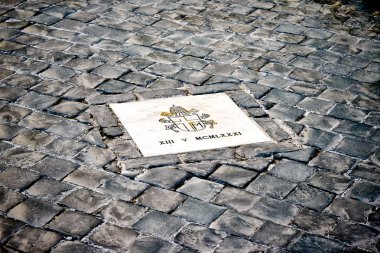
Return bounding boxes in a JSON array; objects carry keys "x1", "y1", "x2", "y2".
[{"x1": 0, "y1": 0, "x2": 379, "y2": 252}]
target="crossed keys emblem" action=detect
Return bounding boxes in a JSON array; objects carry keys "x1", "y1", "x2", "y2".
[{"x1": 159, "y1": 105, "x2": 216, "y2": 133}]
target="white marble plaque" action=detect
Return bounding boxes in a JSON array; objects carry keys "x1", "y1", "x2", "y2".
[{"x1": 110, "y1": 93, "x2": 272, "y2": 157}]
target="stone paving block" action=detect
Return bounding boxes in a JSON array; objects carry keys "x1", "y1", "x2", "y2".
[
  {"x1": 74, "y1": 146, "x2": 115, "y2": 167},
  {"x1": 12, "y1": 129, "x2": 55, "y2": 149},
  {"x1": 351, "y1": 95, "x2": 380, "y2": 112},
  {"x1": 19, "y1": 112, "x2": 60, "y2": 130},
  {"x1": 137, "y1": 167, "x2": 189, "y2": 189},
  {"x1": 210, "y1": 164, "x2": 257, "y2": 187},
  {"x1": 276, "y1": 147, "x2": 315, "y2": 163},
  {"x1": 297, "y1": 97, "x2": 334, "y2": 114},
  {"x1": 89, "y1": 223, "x2": 138, "y2": 251},
  {"x1": 173, "y1": 69, "x2": 211, "y2": 85},
  {"x1": 3, "y1": 74, "x2": 40, "y2": 89},
  {"x1": 176, "y1": 56, "x2": 208, "y2": 70},
  {"x1": 299, "y1": 113, "x2": 341, "y2": 131},
  {"x1": 218, "y1": 236, "x2": 269, "y2": 253},
  {"x1": 2, "y1": 147, "x2": 46, "y2": 168},
  {"x1": 325, "y1": 197, "x2": 373, "y2": 223},
  {"x1": 268, "y1": 104, "x2": 305, "y2": 122},
  {"x1": 291, "y1": 208, "x2": 337, "y2": 236},
  {"x1": 8, "y1": 198, "x2": 61, "y2": 227},
  {"x1": 49, "y1": 100, "x2": 88, "y2": 117},
  {"x1": 330, "y1": 221, "x2": 378, "y2": 251},
  {"x1": 230, "y1": 68, "x2": 264, "y2": 82},
  {"x1": 96, "y1": 175, "x2": 148, "y2": 201},
  {"x1": 350, "y1": 163, "x2": 380, "y2": 184},
  {"x1": 246, "y1": 173, "x2": 297, "y2": 199},
  {"x1": 181, "y1": 148, "x2": 235, "y2": 163},
  {"x1": 346, "y1": 180, "x2": 380, "y2": 205},
  {"x1": 177, "y1": 177, "x2": 224, "y2": 201},
  {"x1": 133, "y1": 211, "x2": 186, "y2": 240},
  {"x1": 0, "y1": 186, "x2": 26, "y2": 212},
  {"x1": 333, "y1": 120, "x2": 372, "y2": 138},
  {"x1": 97, "y1": 79, "x2": 136, "y2": 94},
  {"x1": 322, "y1": 75, "x2": 357, "y2": 90},
  {"x1": 0, "y1": 105, "x2": 32, "y2": 124},
  {"x1": 91, "y1": 64, "x2": 128, "y2": 79},
  {"x1": 289, "y1": 183, "x2": 335, "y2": 210},
  {"x1": 59, "y1": 188, "x2": 108, "y2": 213},
  {"x1": 212, "y1": 186, "x2": 261, "y2": 213},
  {"x1": 333, "y1": 137, "x2": 377, "y2": 159},
  {"x1": 137, "y1": 187, "x2": 186, "y2": 213},
  {"x1": 0, "y1": 86, "x2": 27, "y2": 101},
  {"x1": 128, "y1": 236, "x2": 181, "y2": 253},
  {"x1": 329, "y1": 104, "x2": 367, "y2": 122},
  {"x1": 288, "y1": 81, "x2": 324, "y2": 96},
  {"x1": 318, "y1": 89, "x2": 357, "y2": 104},
  {"x1": 290, "y1": 234, "x2": 344, "y2": 253},
  {"x1": 0, "y1": 124, "x2": 23, "y2": 141},
  {"x1": 89, "y1": 105, "x2": 118, "y2": 127},
  {"x1": 51, "y1": 241, "x2": 103, "y2": 253},
  {"x1": 252, "y1": 221, "x2": 299, "y2": 247},
  {"x1": 47, "y1": 119, "x2": 90, "y2": 138},
  {"x1": 309, "y1": 151, "x2": 354, "y2": 173},
  {"x1": 47, "y1": 210, "x2": 101, "y2": 237},
  {"x1": 269, "y1": 159, "x2": 316, "y2": 183},
  {"x1": 177, "y1": 162, "x2": 218, "y2": 177},
  {"x1": 174, "y1": 224, "x2": 224, "y2": 252},
  {"x1": 0, "y1": 216, "x2": 24, "y2": 243},
  {"x1": 262, "y1": 88, "x2": 303, "y2": 106},
  {"x1": 0, "y1": 167, "x2": 40, "y2": 190},
  {"x1": 40, "y1": 66, "x2": 76, "y2": 82},
  {"x1": 64, "y1": 58, "x2": 102, "y2": 71},
  {"x1": 210, "y1": 209, "x2": 264, "y2": 237},
  {"x1": 138, "y1": 88, "x2": 186, "y2": 100},
  {"x1": 173, "y1": 197, "x2": 225, "y2": 225},
  {"x1": 70, "y1": 72, "x2": 105, "y2": 89},
  {"x1": 7, "y1": 226, "x2": 61, "y2": 253},
  {"x1": 64, "y1": 166, "x2": 113, "y2": 189},
  {"x1": 119, "y1": 155, "x2": 180, "y2": 176},
  {"x1": 29, "y1": 156, "x2": 78, "y2": 180},
  {"x1": 256, "y1": 118, "x2": 290, "y2": 141},
  {"x1": 227, "y1": 91, "x2": 260, "y2": 108},
  {"x1": 300, "y1": 127, "x2": 339, "y2": 149},
  {"x1": 145, "y1": 62, "x2": 182, "y2": 76},
  {"x1": 100, "y1": 200, "x2": 147, "y2": 227},
  {"x1": 308, "y1": 171, "x2": 352, "y2": 194},
  {"x1": 247, "y1": 196, "x2": 299, "y2": 226},
  {"x1": 26, "y1": 178, "x2": 74, "y2": 200}
]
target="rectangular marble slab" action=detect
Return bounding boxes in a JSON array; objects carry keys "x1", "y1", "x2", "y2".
[{"x1": 110, "y1": 93, "x2": 272, "y2": 157}]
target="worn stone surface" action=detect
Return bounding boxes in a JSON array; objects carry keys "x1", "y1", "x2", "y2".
[{"x1": 0, "y1": 0, "x2": 379, "y2": 251}]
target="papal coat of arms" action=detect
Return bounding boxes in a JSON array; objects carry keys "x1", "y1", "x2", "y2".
[{"x1": 159, "y1": 105, "x2": 216, "y2": 132}]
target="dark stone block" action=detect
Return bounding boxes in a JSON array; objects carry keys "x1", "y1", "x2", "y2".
[
  {"x1": 8, "y1": 198, "x2": 61, "y2": 227},
  {"x1": 291, "y1": 208, "x2": 337, "y2": 235},
  {"x1": 175, "y1": 224, "x2": 224, "y2": 252},
  {"x1": 290, "y1": 234, "x2": 344, "y2": 253},
  {"x1": 47, "y1": 210, "x2": 101, "y2": 237},
  {"x1": 173, "y1": 198, "x2": 225, "y2": 225},
  {"x1": 286, "y1": 184, "x2": 334, "y2": 211},
  {"x1": 7, "y1": 227, "x2": 61, "y2": 253},
  {"x1": 133, "y1": 211, "x2": 186, "y2": 240}
]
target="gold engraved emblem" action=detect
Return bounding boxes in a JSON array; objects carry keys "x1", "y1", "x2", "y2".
[{"x1": 159, "y1": 105, "x2": 216, "y2": 132}]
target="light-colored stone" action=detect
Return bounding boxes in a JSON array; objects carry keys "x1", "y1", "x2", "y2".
[{"x1": 110, "y1": 93, "x2": 271, "y2": 156}]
